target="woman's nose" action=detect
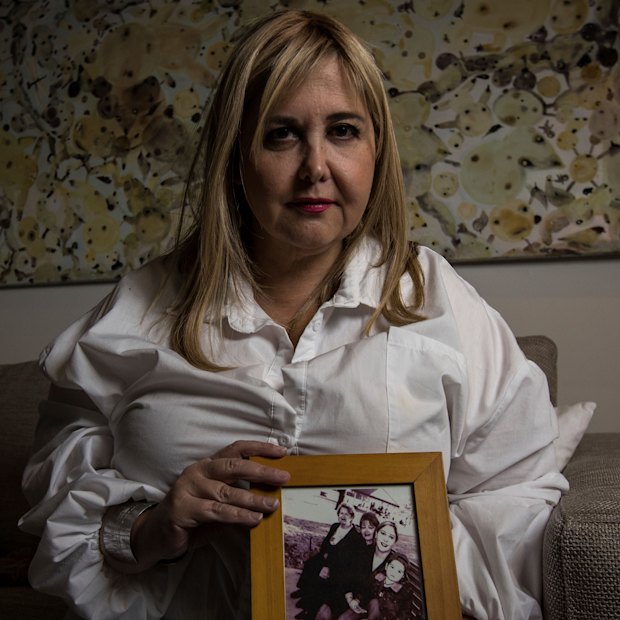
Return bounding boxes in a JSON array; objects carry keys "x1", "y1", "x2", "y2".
[{"x1": 299, "y1": 141, "x2": 329, "y2": 183}]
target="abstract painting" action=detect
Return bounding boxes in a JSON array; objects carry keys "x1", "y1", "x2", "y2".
[{"x1": 1, "y1": 0, "x2": 619, "y2": 285}]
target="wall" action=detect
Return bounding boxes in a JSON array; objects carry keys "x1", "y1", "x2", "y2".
[
  {"x1": 1, "y1": 258, "x2": 618, "y2": 432},
  {"x1": 457, "y1": 259, "x2": 619, "y2": 433}
]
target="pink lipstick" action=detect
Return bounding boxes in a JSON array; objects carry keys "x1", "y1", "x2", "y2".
[{"x1": 289, "y1": 198, "x2": 334, "y2": 214}]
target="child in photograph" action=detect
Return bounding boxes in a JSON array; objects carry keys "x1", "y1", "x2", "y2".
[{"x1": 365, "y1": 553, "x2": 422, "y2": 620}]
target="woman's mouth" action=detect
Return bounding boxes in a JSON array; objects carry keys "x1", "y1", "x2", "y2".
[{"x1": 289, "y1": 199, "x2": 334, "y2": 214}]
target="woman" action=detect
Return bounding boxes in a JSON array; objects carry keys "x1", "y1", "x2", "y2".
[
  {"x1": 311, "y1": 510, "x2": 381, "y2": 620},
  {"x1": 20, "y1": 9, "x2": 566, "y2": 620},
  {"x1": 295, "y1": 504, "x2": 363, "y2": 620},
  {"x1": 338, "y1": 523, "x2": 422, "y2": 620},
  {"x1": 358, "y1": 511, "x2": 380, "y2": 549}
]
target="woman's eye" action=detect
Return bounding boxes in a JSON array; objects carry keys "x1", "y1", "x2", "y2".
[
  {"x1": 265, "y1": 127, "x2": 295, "y2": 144},
  {"x1": 330, "y1": 123, "x2": 359, "y2": 139}
]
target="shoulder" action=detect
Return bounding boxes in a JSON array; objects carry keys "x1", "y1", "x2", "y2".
[
  {"x1": 345, "y1": 526, "x2": 363, "y2": 541},
  {"x1": 395, "y1": 244, "x2": 492, "y2": 342},
  {"x1": 40, "y1": 256, "x2": 178, "y2": 383},
  {"x1": 395, "y1": 245, "x2": 530, "y2": 395},
  {"x1": 408, "y1": 245, "x2": 506, "y2": 335},
  {"x1": 105, "y1": 256, "x2": 176, "y2": 318},
  {"x1": 79, "y1": 255, "x2": 177, "y2": 341},
  {"x1": 414, "y1": 245, "x2": 480, "y2": 304}
]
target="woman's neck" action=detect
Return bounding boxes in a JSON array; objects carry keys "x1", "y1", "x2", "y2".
[
  {"x1": 251, "y1": 244, "x2": 342, "y2": 345},
  {"x1": 253, "y1": 241, "x2": 340, "y2": 290},
  {"x1": 372, "y1": 554, "x2": 389, "y2": 573},
  {"x1": 373, "y1": 548, "x2": 391, "y2": 564}
]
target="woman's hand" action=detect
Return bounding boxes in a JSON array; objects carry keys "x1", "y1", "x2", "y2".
[
  {"x1": 347, "y1": 598, "x2": 366, "y2": 614},
  {"x1": 106, "y1": 441, "x2": 290, "y2": 572},
  {"x1": 344, "y1": 591, "x2": 366, "y2": 614}
]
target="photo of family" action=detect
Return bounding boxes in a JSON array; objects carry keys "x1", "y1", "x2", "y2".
[{"x1": 281, "y1": 484, "x2": 426, "y2": 620}]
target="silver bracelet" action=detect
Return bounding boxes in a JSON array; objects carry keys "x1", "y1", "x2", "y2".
[{"x1": 100, "y1": 500, "x2": 158, "y2": 564}]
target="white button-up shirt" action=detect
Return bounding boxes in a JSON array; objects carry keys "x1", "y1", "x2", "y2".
[{"x1": 20, "y1": 238, "x2": 567, "y2": 620}]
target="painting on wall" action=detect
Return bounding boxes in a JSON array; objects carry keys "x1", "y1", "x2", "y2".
[{"x1": 1, "y1": 0, "x2": 619, "y2": 286}]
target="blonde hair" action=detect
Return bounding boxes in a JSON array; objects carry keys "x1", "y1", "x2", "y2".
[{"x1": 170, "y1": 9, "x2": 425, "y2": 370}]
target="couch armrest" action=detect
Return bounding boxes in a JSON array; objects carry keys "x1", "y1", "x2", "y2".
[
  {"x1": 543, "y1": 433, "x2": 620, "y2": 619},
  {"x1": 516, "y1": 335, "x2": 558, "y2": 406},
  {"x1": 0, "y1": 361, "x2": 50, "y2": 556}
]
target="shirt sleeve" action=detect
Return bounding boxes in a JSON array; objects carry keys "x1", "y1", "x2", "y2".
[
  {"x1": 19, "y1": 269, "x2": 189, "y2": 620},
  {"x1": 19, "y1": 380, "x2": 190, "y2": 620},
  {"x1": 448, "y1": 363, "x2": 568, "y2": 620},
  {"x1": 426, "y1": 255, "x2": 569, "y2": 620}
]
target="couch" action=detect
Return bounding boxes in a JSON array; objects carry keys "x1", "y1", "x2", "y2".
[
  {"x1": 0, "y1": 360, "x2": 67, "y2": 619},
  {"x1": 1, "y1": 336, "x2": 618, "y2": 619}
]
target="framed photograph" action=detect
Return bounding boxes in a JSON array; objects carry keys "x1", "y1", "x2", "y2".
[{"x1": 250, "y1": 452, "x2": 460, "y2": 619}]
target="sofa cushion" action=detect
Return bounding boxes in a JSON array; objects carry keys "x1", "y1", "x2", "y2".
[
  {"x1": 554, "y1": 401, "x2": 596, "y2": 470},
  {"x1": 516, "y1": 334, "x2": 558, "y2": 406},
  {"x1": 0, "y1": 586, "x2": 67, "y2": 619},
  {"x1": 0, "y1": 361, "x2": 50, "y2": 573},
  {"x1": 543, "y1": 433, "x2": 620, "y2": 619}
]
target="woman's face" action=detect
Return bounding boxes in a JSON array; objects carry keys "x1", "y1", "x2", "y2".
[
  {"x1": 375, "y1": 524, "x2": 397, "y2": 553},
  {"x1": 240, "y1": 55, "x2": 376, "y2": 268},
  {"x1": 360, "y1": 519, "x2": 377, "y2": 544},
  {"x1": 338, "y1": 507, "x2": 353, "y2": 527}
]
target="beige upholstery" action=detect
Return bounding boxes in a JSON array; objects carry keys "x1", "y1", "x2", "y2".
[
  {"x1": 0, "y1": 361, "x2": 67, "y2": 618},
  {"x1": 516, "y1": 334, "x2": 558, "y2": 406},
  {"x1": 543, "y1": 433, "x2": 620, "y2": 619}
]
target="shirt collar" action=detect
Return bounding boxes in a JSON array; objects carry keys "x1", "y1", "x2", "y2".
[
  {"x1": 219, "y1": 235, "x2": 386, "y2": 334},
  {"x1": 375, "y1": 572, "x2": 404, "y2": 592},
  {"x1": 328, "y1": 235, "x2": 385, "y2": 310}
]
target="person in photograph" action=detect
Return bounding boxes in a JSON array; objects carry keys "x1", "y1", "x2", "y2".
[
  {"x1": 366, "y1": 552, "x2": 420, "y2": 620},
  {"x1": 310, "y1": 510, "x2": 381, "y2": 620},
  {"x1": 369, "y1": 520, "x2": 399, "y2": 573},
  {"x1": 334, "y1": 521, "x2": 403, "y2": 620},
  {"x1": 20, "y1": 8, "x2": 567, "y2": 620},
  {"x1": 358, "y1": 511, "x2": 380, "y2": 550},
  {"x1": 294, "y1": 503, "x2": 363, "y2": 619}
]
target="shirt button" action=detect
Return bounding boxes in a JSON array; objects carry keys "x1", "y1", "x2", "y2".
[
  {"x1": 312, "y1": 320, "x2": 321, "y2": 332},
  {"x1": 277, "y1": 436, "x2": 289, "y2": 447}
]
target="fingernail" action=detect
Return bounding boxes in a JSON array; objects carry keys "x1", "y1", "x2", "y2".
[{"x1": 266, "y1": 498, "x2": 280, "y2": 510}]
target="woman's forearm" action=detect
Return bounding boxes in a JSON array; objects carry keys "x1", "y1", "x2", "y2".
[{"x1": 99, "y1": 501, "x2": 164, "y2": 574}]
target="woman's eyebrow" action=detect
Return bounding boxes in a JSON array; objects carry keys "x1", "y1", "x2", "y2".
[
  {"x1": 266, "y1": 111, "x2": 367, "y2": 125},
  {"x1": 326, "y1": 111, "x2": 367, "y2": 123},
  {"x1": 266, "y1": 115, "x2": 298, "y2": 126}
]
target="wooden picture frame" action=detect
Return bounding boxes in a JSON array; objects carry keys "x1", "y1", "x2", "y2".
[{"x1": 250, "y1": 452, "x2": 460, "y2": 619}]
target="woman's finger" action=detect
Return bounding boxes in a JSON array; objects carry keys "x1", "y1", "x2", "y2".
[
  {"x1": 214, "y1": 440, "x2": 288, "y2": 460},
  {"x1": 197, "y1": 456, "x2": 290, "y2": 486},
  {"x1": 186, "y1": 478, "x2": 280, "y2": 514},
  {"x1": 198, "y1": 494, "x2": 271, "y2": 524},
  {"x1": 131, "y1": 444, "x2": 289, "y2": 568},
  {"x1": 171, "y1": 491, "x2": 274, "y2": 528}
]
